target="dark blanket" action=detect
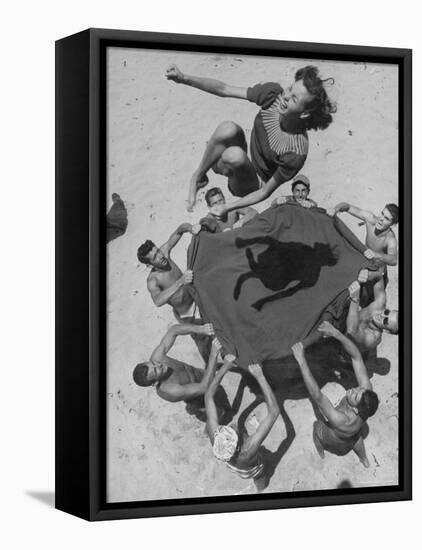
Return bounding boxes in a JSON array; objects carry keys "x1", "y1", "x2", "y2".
[{"x1": 188, "y1": 204, "x2": 371, "y2": 368}]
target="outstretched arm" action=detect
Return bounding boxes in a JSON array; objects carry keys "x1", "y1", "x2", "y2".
[
  {"x1": 346, "y1": 281, "x2": 361, "y2": 336},
  {"x1": 214, "y1": 176, "x2": 280, "y2": 216},
  {"x1": 291, "y1": 342, "x2": 346, "y2": 427},
  {"x1": 334, "y1": 202, "x2": 377, "y2": 224},
  {"x1": 166, "y1": 64, "x2": 247, "y2": 100},
  {"x1": 205, "y1": 350, "x2": 237, "y2": 442},
  {"x1": 240, "y1": 364, "x2": 279, "y2": 459},
  {"x1": 318, "y1": 322, "x2": 372, "y2": 390},
  {"x1": 161, "y1": 223, "x2": 196, "y2": 255},
  {"x1": 151, "y1": 323, "x2": 214, "y2": 362},
  {"x1": 147, "y1": 270, "x2": 193, "y2": 308}
]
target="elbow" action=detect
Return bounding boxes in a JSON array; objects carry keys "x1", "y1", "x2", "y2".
[
  {"x1": 218, "y1": 83, "x2": 230, "y2": 97},
  {"x1": 153, "y1": 295, "x2": 167, "y2": 308},
  {"x1": 261, "y1": 186, "x2": 274, "y2": 200},
  {"x1": 167, "y1": 324, "x2": 180, "y2": 336}
]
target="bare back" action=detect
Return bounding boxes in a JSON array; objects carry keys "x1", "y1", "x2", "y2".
[{"x1": 331, "y1": 396, "x2": 363, "y2": 438}]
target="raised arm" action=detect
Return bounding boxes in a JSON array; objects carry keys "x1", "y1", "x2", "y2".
[
  {"x1": 205, "y1": 349, "x2": 237, "y2": 442},
  {"x1": 151, "y1": 323, "x2": 214, "y2": 362},
  {"x1": 291, "y1": 342, "x2": 346, "y2": 427},
  {"x1": 318, "y1": 321, "x2": 372, "y2": 390},
  {"x1": 334, "y1": 202, "x2": 377, "y2": 223},
  {"x1": 239, "y1": 364, "x2": 279, "y2": 459},
  {"x1": 147, "y1": 270, "x2": 193, "y2": 308},
  {"x1": 346, "y1": 281, "x2": 361, "y2": 336},
  {"x1": 161, "y1": 222, "x2": 196, "y2": 255},
  {"x1": 212, "y1": 176, "x2": 280, "y2": 217},
  {"x1": 166, "y1": 64, "x2": 247, "y2": 100}
]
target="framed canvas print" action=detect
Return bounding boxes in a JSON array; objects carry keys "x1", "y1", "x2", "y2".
[{"x1": 55, "y1": 28, "x2": 412, "y2": 521}]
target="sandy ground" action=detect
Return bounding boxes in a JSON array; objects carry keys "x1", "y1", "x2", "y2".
[{"x1": 106, "y1": 48, "x2": 399, "y2": 502}]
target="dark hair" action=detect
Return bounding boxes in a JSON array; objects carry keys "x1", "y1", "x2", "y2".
[
  {"x1": 385, "y1": 203, "x2": 399, "y2": 224},
  {"x1": 295, "y1": 65, "x2": 337, "y2": 131},
  {"x1": 357, "y1": 390, "x2": 379, "y2": 421},
  {"x1": 291, "y1": 180, "x2": 310, "y2": 192},
  {"x1": 133, "y1": 362, "x2": 153, "y2": 387},
  {"x1": 205, "y1": 187, "x2": 224, "y2": 207},
  {"x1": 137, "y1": 240, "x2": 155, "y2": 264}
]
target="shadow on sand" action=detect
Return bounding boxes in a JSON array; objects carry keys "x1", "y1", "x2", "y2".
[
  {"x1": 107, "y1": 193, "x2": 128, "y2": 243},
  {"x1": 222, "y1": 340, "x2": 390, "y2": 491}
]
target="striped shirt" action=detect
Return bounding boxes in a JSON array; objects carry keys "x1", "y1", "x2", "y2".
[{"x1": 247, "y1": 82, "x2": 308, "y2": 185}]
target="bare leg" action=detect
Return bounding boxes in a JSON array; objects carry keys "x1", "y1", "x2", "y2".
[
  {"x1": 188, "y1": 121, "x2": 258, "y2": 210},
  {"x1": 187, "y1": 173, "x2": 209, "y2": 212},
  {"x1": 221, "y1": 147, "x2": 260, "y2": 197},
  {"x1": 353, "y1": 436, "x2": 369, "y2": 468},
  {"x1": 313, "y1": 421, "x2": 325, "y2": 459}
]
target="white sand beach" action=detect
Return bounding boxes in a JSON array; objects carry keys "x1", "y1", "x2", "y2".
[{"x1": 106, "y1": 48, "x2": 399, "y2": 502}]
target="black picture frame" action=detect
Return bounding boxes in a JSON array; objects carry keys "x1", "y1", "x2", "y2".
[{"x1": 55, "y1": 28, "x2": 412, "y2": 521}]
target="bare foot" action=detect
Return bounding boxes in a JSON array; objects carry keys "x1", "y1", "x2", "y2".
[
  {"x1": 353, "y1": 437, "x2": 369, "y2": 468},
  {"x1": 359, "y1": 456, "x2": 370, "y2": 468},
  {"x1": 187, "y1": 172, "x2": 209, "y2": 212}
]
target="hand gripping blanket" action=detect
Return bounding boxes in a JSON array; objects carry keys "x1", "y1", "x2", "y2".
[{"x1": 188, "y1": 204, "x2": 371, "y2": 368}]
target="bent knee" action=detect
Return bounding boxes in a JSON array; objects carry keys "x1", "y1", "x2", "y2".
[
  {"x1": 221, "y1": 146, "x2": 248, "y2": 167},
  {"x1": 215, "y1": 121, "x2": 245, "y2": 144}
]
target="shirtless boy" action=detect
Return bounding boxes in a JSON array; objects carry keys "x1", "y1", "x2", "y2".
[
  {"x1": 347, "y1": 276, "x2": 398, "y2": 352},
  {"x1": 204, "y1": 187, "x2": 257, "y2": 231},
  {"x1": 272, "y1": 174, "x2": 318, "y2": 208},
  {"x1": 333, "y1": 202, "x2": 398, "y2": 266},
  {"x1": 132, "y1": 323, "x2": 217, "y2": 404},
  {"x1": 137, "y1": 222, "x2": 200, "y2": 320},
  {"x1": 205, "y1": 359, "x2": 279, "y2": 479},
  {"x1": 292, "y1": 321, "x2": 379, "y2": 467},
  {"x1": 166, "y1": 64, "x2": 335, "y2": 214}
]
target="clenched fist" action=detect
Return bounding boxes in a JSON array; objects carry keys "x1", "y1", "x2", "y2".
[{"x1": 165, "y1": 64, "x2": 185, "y2": 83}]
